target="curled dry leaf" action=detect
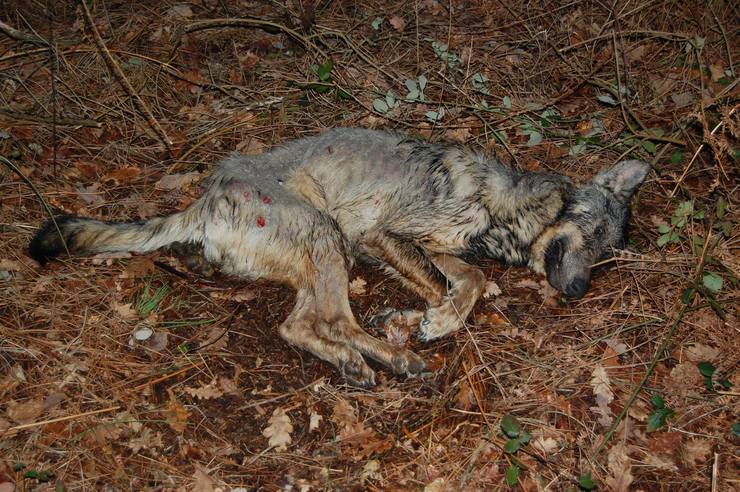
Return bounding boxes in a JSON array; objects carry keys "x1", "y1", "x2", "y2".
[
  {"x1": 483, "y1": 280, "x2": 502, "y2": 298},
  {"x1": 385, "y1": 317, "x2": 412, "y2": 347},
  {"x1": 389, "y1": 15, "x2": 406, "y2": 31},
  {"x1": 137, "y1": 202, "x2": 159, "y2": 219},
  {"x1": 424, "y1": 478, "x2": 446, "y2": 492},
  {"x1": 262, "y1": 407, "x2": 293, "y2": 451},
  {"x1": 103, "y1": 166, "x2": 140, "y2": 185},
  {"x1": 208, "y1": 289, "x2": 257, "y2": 302},
  {"x1": 0, "y1": 259, "x2": 24, "y2": 272},
  {"x1": 43, "y1": 392, "x2": 65, "y2": 411},
  {"x1": 605, "y1": 338, "x2": 628, "y2": 355},
  {"x1": 309, "y1": 411, "x2": 322, "y2": 432},
  {"x1": 112, "y1": 301, "x2": 138, "y2": 320},
  {"x1": 682, "y1": 439, "x2": 712, "y2": 467},
  {"x1": 331, "y1": 398, "x2": 391, "y2": 460},
  {"x1": 590, "y1": 365, "x2": 614, "y2": 427},
  {"x1": 191, "y1": 464, "x2": 216, "y2": 492},
  {"x1": 605, "y1": 442, "x2": 633, "y2": 492},
  {"x1": 685, "y1": 343, "x2": 720, "y2": 363},
  {"x1": 445, "y1": 127, "x2": 472, "y2": 142},
  {"x1": 165, "y1": 4, "x2": 194, "y2": 20},
  {"x1": 147, "y1": 331, "x2": 169, "y2": 352},
  {"x1": 6, "y1": 398, "x2": 44, "y2": 425},
  {"x1": 165, "y1": 398, "x2": 190, "y2": 433},
  {"x1": 590, "y1": 366, "x2": 614, "y2": 403},
  {"x1": 361, "y1": 459, "x2": 381, "y2": 483},
  {"x1": 120, "y1": 256, "x2": 155, "y2": 279},
  {"x1": 127, "y1": 427, "x2": 163, "y2": 453},
  {"x1": 184, "y1": 377, "x2": 237, "y2": 400},
  {"x1": 531, "y1": 436, "x2": 559, "y2": 454},
  {"x1": 349, "y1": 277, "x2": 367, "y2": 296},
  {"x1": 75, "y1": 182, "x2": 105, "y2": 207},
  {"x1": 708, "y1": 64, "x2": 724, "y2": 82},
  {"x1": 201, "y1": 326, "x2": 229, "y2": 351},
  {"x1": 155, "y1": 171, "x2": 201, "y2": 191},
  {"x1": 514, "y1": 278, "x2": 539, "y2": 290}
]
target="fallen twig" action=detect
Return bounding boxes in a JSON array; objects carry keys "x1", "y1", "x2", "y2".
[
  {"x1": 78, "y1": 0, "x2": 173, "y2": 153},
  {"x1": 0, "y1": 19, "x2": 48, "y2": 46},
  {"x1": 592, "y1": 222, "x2": 718, "y2": 457},
  {"x1": 0, "y1": 107, "x2": 101, "y2": 127},
  {"x1": 0, "y1": 405, "x2": 120, "y2": 438},
  {"x1": 177, "y1": 17, "x2": 327, "y2": 59}
]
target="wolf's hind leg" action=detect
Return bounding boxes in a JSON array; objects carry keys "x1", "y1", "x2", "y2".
[
  {"x1": 279, "y1": 289, "x2": 377, "y2": 387},
  {"x1": 417, "y1": 254, "x2": 486, "y2": 341},
  {"x1": 311, "y1": 248, "x2": 427, "y2": 377}
]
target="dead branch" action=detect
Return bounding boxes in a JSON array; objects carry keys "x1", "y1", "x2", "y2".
[
  {"x1": 0, "y1": 19, "x2": 48, "y2": 46},
  {"x1": 77, "y1": 0, "x2": 173, "y2": 153}
]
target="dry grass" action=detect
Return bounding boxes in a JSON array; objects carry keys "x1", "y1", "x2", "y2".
[{"x1": 1, "y1": 1, "x2": 738, "y2": 490}]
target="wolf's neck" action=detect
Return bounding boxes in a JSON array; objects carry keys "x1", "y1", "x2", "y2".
[{"x1": 463, "y1": 168, "x2": 572, "y2": 265}]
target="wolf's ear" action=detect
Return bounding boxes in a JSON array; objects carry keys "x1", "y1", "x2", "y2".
[{"x1": 592, "y1": 160, "x2": 650, "y2": 203}]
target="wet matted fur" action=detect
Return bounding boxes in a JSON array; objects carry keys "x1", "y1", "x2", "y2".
[{"x1": 29, "y1": 128, "x2": 650, "y2": 386}]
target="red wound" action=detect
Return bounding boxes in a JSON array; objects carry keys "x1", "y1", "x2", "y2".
[
  {"x1": 262, "y1": 195, "x2": 271, "y2": 204},
  {"x1": 256, "y1": 216, "x2": 266, "y2": 227}
]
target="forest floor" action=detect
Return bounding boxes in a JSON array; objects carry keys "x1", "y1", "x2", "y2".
[{"x1": 0, "y1": 1, "x2": 738, "y2": 490}]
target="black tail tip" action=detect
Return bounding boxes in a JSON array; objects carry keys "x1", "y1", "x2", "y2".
[{"x1": 28, "y1": 215, "x2": 79, "y2": 265}]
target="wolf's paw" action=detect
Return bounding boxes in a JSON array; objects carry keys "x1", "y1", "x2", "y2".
[
  {"x1": 340, "y1": 352, "x2": 376, "y2": 388},
  {"x1": 391, "y1": 349, "x2": 427, "y2": 376},
  {"x1": 416, "y1": 306, "x2": 461, "y2": 342},
  {"x1": 369, "y1": 309, "x2": 423, "y2": 334}
]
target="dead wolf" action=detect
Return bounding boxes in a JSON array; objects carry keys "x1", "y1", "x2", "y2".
[{"x1": 29, "y1": 128, "x2": 650, "y2": 386}]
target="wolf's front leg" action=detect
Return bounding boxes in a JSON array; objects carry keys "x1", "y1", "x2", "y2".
[
  {"x1": 365, "y1": 232, "x2": 485, "y2": 342},
  {"x1": 416, "y1": 255, "x2": 486, "y2": 341}
]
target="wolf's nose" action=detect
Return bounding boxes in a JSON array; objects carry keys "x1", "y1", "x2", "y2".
[{"x1": 565, "y1": 278, "x2": 588, "y2": 299}]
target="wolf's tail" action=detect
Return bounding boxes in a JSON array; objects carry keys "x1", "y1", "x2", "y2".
[{"x1": 29, "y1": 209, "x2": 201, "y2": 265}]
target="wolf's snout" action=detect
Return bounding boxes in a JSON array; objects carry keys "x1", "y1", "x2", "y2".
[{"x1": 565, "y1": 277, "x2": 588, "y2": 299}]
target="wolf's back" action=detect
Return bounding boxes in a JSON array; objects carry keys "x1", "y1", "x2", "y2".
[{"x1": 29, "y1": 210, "x2": 198, "y2": 265}]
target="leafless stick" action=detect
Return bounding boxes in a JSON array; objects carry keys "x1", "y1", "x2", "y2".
[
  {"x1": 1, "y1": 405, "x2": 120, "y2": 438},
  {"x1": 78, "y1": 0, "x2": 173, "y2": 152},
  {"x1": 0, "y1": 19, "x2": 48, "y2": 46}
]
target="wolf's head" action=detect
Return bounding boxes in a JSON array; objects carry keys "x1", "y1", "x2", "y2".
[{"x1": 533, "y1": 160, "x2": 650, "y2": 299}]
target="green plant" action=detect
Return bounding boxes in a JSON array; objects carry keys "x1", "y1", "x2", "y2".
[
  {"x1": 731, "y1": 422, "x2": 740, "y2": 437},
  {"x1": 713, "y1": 197, "x2": 731, "y2": 237},
  {"x1": 470, "y1": 72, "x2": 489, "y2": 94},
  {"x1": 578, "y1": 473, "x2": 597, "y2": 490},
  {"x1": 309, "y1": 60, "x2": 332, "y2": 93},
  {"x1": 24, "y1": 468, "x2": 55, "y2": 482},
  {"x1": 430, "y1": 40, "x2": 460, "y2": 68},
  {"x1": 372, "y1": 90, "x2": 401, "y2": 113},
  {"x1": 425, "y1": 106, "x2": 445, "y2": 123},
  {"x1": 656, "y1": 200, "x2": 704, "y2": 247},
  {"x1": 500, "y1": 414, "x2": 531, "y2": 486},
  {"x1": 404, "y1": 75, "x2": 428, "y2": 102},
  {"x1": 647, "y1": 394, "x2": 674, "y2": 432},
  {"x1": 135, "y1": 279, "x2": 170, "y2": 317},
  {"x1": 697, "y1": 362, "x2": 732, "y2": 391}
]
